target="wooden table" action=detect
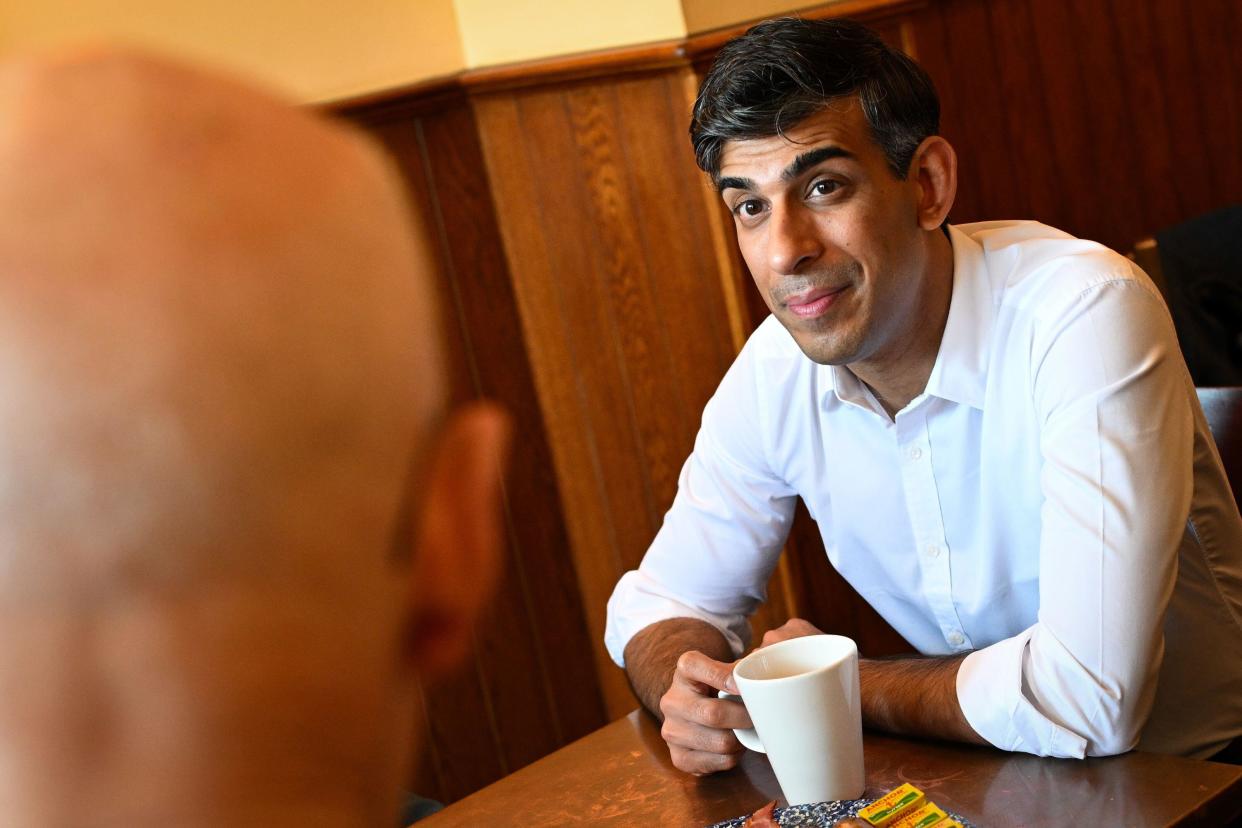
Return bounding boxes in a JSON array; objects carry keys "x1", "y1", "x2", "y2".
[{"x1": 422, "y1": 710, "x2": 1242, "y2": 826}]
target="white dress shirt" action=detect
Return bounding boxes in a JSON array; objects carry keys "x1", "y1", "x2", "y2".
[{"x1": 605, "y1": 221, "x2": 1242, "y2": 759}]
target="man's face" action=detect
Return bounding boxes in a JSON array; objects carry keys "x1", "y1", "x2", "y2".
[{"x1": 717, "y1": 98, "x2": 929, "y2": 367}]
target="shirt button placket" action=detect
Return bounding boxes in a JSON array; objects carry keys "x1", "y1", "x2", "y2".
[{"x1": 899, "y1": 404, "x2": 971, "y2": 654}]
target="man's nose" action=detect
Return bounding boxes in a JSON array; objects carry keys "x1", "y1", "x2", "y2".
[{"x1": 767, "y1": 205, "x2": 823, "y2": 275}]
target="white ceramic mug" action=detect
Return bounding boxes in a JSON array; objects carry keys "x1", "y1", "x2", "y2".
[{"x1": 720, "y1": 634, "x2": 864, "y2": 805}]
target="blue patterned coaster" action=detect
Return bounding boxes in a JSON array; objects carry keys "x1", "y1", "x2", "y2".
[{"x1": 709, "y1": 797, "x2": 975, "y2": 827}]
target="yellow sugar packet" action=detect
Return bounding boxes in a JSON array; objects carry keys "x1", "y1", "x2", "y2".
[
  {"x1": 887, "y1": 802, "x2": 963, "y2": 828},
  {"x1": 857, "y1": 783, "x2": 926, "y2": 826}
]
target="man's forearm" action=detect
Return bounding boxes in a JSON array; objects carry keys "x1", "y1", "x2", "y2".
[
  {"x1": 860, "y1": 654, "x2": 987, "y2": 745},
  {"x1": 622, "y1": 617, "x2": 734, "y2": 717}
]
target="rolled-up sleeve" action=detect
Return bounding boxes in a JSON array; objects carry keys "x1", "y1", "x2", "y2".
[
  {"x1": 957, "y1": 271, "x2": 1194, "y2": 757},
  {"x1": 605, "y1": 344, "x2": 798, "y2": 667}
]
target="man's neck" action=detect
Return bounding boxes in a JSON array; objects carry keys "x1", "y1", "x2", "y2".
[{"x1": 850, "y1": 228, "x2": 955, "y2": 418}]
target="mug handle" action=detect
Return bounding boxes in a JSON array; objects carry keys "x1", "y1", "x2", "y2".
[{"x1": 717, "y1": 690, "x2": 765, "y2": 753}]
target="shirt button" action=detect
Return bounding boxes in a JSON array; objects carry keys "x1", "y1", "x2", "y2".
[
  {"x1": 925, "y1": 544, "x2": 941, "y2": 558},
  {"x1": 908, "y1": 447, "x2": 923, "y2": 461},
  {"x1": 947, "y1": 632, "x2": 965, "y2": 646}
]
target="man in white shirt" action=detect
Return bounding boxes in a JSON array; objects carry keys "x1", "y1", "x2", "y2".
[{"x1": 605, "y1": 17, "x2": 1242, "y2": 773}]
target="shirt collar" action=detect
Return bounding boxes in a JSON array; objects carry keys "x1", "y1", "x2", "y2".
[
  {"x1": 824, "y1": 361, "x2": 880, "y2": 413},
  {"x1": 820, "y1": 224, "x2": 994, "y2": 413}
]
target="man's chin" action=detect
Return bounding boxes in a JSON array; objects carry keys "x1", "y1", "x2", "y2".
[
  {"x1": 780, "y1": 323, "x2": 855, "y2": 366},
  {"x1": 797, "y1": 347, "x2": 851, "y2": 366}
]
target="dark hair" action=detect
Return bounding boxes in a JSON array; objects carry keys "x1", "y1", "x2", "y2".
[{"x1": 691, "y1": 17, "x2": 940, "y2": 180}]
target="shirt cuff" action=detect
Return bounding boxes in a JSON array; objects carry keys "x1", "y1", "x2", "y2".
[
  {"x1": 957, "y1": 630, "x2": 1089, "y2": 759},
  {"x1": 604, "y1": 570, "x2": 750, "y2": 668}
]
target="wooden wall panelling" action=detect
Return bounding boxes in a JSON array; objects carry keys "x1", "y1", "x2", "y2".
[
  {"x1": 350, "y1": 97, "x2": 606, "y2": 801},
  {"x1": 1182, "y1": 0, "x2": 1242, "y2": 211},
  {"x1": 1022, "y1": 0, "x2": 1100, "y2": 236},
  {"x1": 1072, "y1": 1, "x2": 1149, "y2": 253},
  {"x1": 1106, "y1": 0, "x2": 1181, "y2": 234},
  {"x1": 1029, "y1": 0, "x2": 1136, "y2": 245},
  {"x1": 416, "y1": 102, "x2": 608, "y2": 766},
  {"x1": 610, "y1": 74, "x2": 738, "y2": 485},
  {"x1": 562, "y1": 80, "x2": 692, "y2": 535},
  {"x1": 1145, "y1": 0, "x2": 1210, "y2": 219},
  {"x1": 902, "y1": 4, "x2": 972, "y2": 218},
  {"x1": 981, "y1": 0, "x2": 1062, "y2": 225},
  {"x1": 934, "y1": 0, "x2": 1023, "y2": 226},
  {"x1": 473, "y1": 86, "x2": 652, "y2": 720},
  {"x1": 1149, "y1": 0, "x2": 1227, "y2": 224},
  {"x1": 905, "y1": 0, "x2": 1242, "y2": 251}
]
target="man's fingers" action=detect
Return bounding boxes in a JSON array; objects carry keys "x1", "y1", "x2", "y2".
[
  {"x1": 690, "y1": 695, "x2": 753, "y2": 731},
  {"x1": 670, "y1": 745, "x2": 744, "y2": 775},
  {"x1": 661, "y1": 706, "x2": 749, "y2": 752},
  {"x1": 658, "y1": 651, "x2": 755, "y2": 777},
  {"x1": 759, "y1": 618, "x2": 824, "y2": 648},
  {"x1": 674, "y1": 649, "x2": 736, "y2": 692}
]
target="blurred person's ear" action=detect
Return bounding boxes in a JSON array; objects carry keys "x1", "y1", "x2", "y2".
[{"x1": 406, "y1": 401, "x2": 511, "y2": 677}]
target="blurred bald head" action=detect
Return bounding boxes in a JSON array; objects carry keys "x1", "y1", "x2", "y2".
[
  {"x1": 0, "y1": 47, "x2": 506, "y2": 826},
  {"x1": 0, "y1": 46, "x2": 442, "y2": 594}
]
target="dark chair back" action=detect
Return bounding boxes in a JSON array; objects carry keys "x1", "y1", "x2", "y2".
[{"x1": 1197, "y1": 386, "x2": 1242, "y2": 499}]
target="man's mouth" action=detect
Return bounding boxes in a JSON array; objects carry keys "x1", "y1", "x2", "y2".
[{"x1": 785, "y1": 286, "x2": 848, "y2": 319}]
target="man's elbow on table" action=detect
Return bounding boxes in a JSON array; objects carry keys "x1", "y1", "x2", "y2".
[
  {"x1": 960, "y1": 643, "x2": 1157, "y2": 759},
  {"x1": 1059, "y1": 702, "x2": 1143, "y2": 759},
  {"x1": 965, "y1": 685, "x2": 1148, "y2": 759},
  {"x1": 1044, "y1": 651, "x2": 1160, "y2": 757}
]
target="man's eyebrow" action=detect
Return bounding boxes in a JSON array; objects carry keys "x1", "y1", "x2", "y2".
[
  {"x1": 715, "y1": 145, "x2": 855, "y2": 194},
  {"x1": 782, "y1": 146, "x2": 854, "y2": 181},
  {"x1": 715, "y1": 175, "x2": 755, "y2": 194}
]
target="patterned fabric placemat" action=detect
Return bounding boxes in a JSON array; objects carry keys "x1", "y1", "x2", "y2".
[{"x1": 709, "y1": 797, "x2": 976, "y2": 827}]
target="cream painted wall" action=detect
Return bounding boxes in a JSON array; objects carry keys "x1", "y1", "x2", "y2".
[
  {"x1": 682, "y1": 0, "x2": 833, "y2": 34},
  {"x1": 452, "y1": 0, "x2": 686, "y2": 67},
  {"x1": 0, "y1": 0, "x2": 820, "y2": 102},
  {"x1": 0, "y1": 0, "x2": 465, "y2": 102}
]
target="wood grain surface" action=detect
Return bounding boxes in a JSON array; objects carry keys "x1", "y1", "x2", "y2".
[{"x1": 908, "y1": 0, "x2": 1242, "y2": 251}]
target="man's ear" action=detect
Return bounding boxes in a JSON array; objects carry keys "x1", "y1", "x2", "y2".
[
  {"x1": 405, "y1": 401, "x2": 511, "y2": 678},
  {"x1": 909, "y1": 135, "x2": 957, "y2": 230}
]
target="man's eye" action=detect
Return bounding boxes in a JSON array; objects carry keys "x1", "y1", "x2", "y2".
[
  {"x1": 734, "y1": 199, "x2": 764, "y2": 217},
  {"x1": 810, "y1": 180, "x2": 839, "y2": 197}
]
